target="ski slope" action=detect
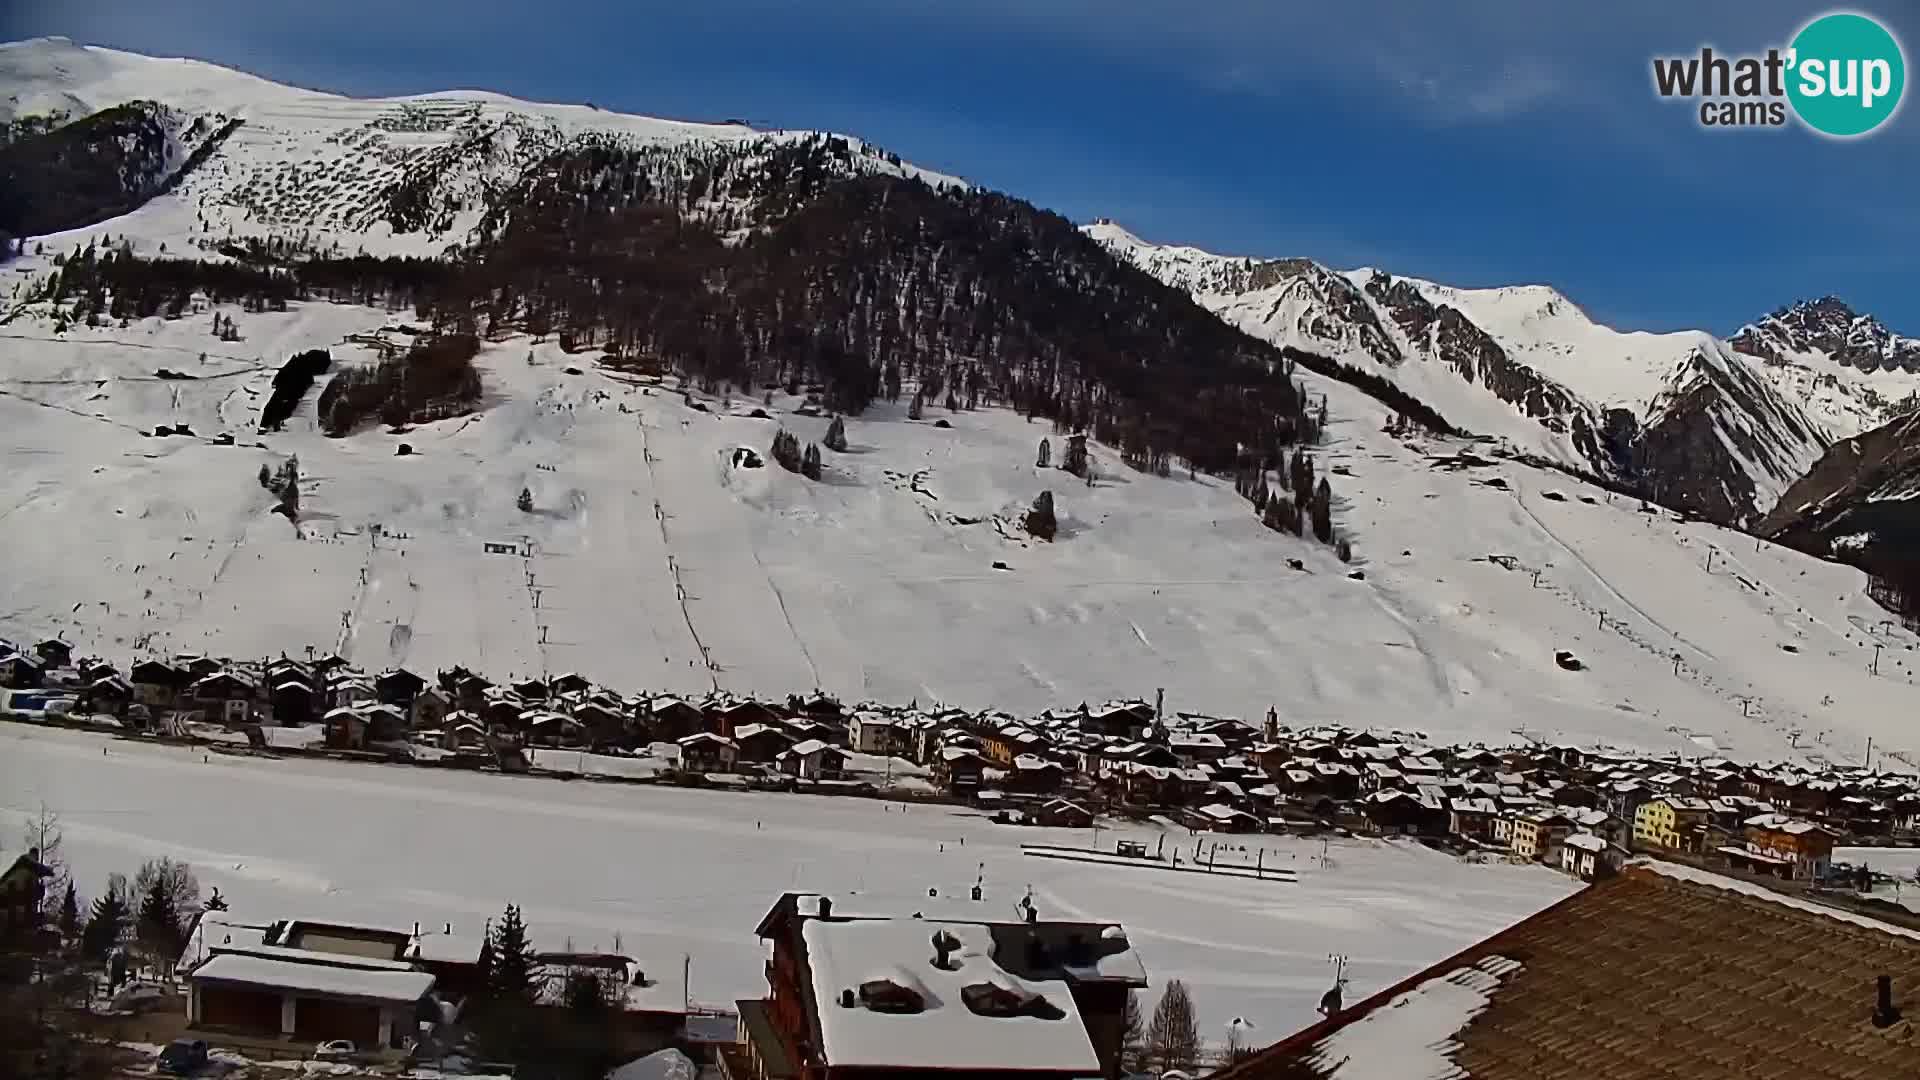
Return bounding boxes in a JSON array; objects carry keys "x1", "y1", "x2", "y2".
[
  {"x1": 1, "y1": 298, "x2": 1917, "y2": 766},
  {"x1": 0, "y1": 724, "x2": 1577, "y2": 1040}
]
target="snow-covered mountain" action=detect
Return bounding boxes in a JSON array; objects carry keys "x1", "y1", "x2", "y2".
[
  {"x1": 1, "y1": 38, "x2": 1917, "y2": 770},
  {"x1": 1730, "y1": 297, "x2": 1920, "y2": 437},
  {"x1": 1085, "y1": 220, "x2": 1871, "y2": 528},
  {"x1": 0, "y1": 36, "x2": 960, "y2": 257}
]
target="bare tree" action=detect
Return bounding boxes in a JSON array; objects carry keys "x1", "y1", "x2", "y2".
[{"x1": 18, "y1": 805, "x2": 66, "y2": 919}]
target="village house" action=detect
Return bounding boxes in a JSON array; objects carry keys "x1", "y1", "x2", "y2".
[
  {"x1": 1727, "y1": 813, "x2": 1838, "y2": 880},
  {"x1": 777, "y1": 739, "x2": 848, "y2": 781},
  {"x1": 648, "y1": 696, "x2": 704, "y2": 741},
  {"x1": 1509, "y1": 811, "x2": 1572, "y2": 863},
  {"x1": 185, "y1": 916, "x2": 434, "y2": 1055},
  {"x1": 1632, "y1": 796, "x2": 1711, "y2": 852},
  {"x1": 0, "y1": 849, "x2": 53, "y2": 942},
  {"x1": 192, "y1": 670, "x2": 263, "y2": 726},
  {"x1": 680, "y1": 732, "x2": 739, "y2": 773},
  {"x1": 0, "y1": 649, "x2": 46, "y2": 689},
  {"x1": 1034, "y1": 798, "x2": 1095, "y2": 829},
  {"x1": 707, "y1": 698, "x2": 782, "y2": 739},
  {"x1": 848, "y1": 712, "x2": 906, "y2": 757},
  {"x1": 735, "y1": 723, "x2": 796, "y2": 765},
  {"x1": 1009, "y1": 754, "x2": 1067, "y2": 796},
  {"x1": 736, "y1": 892, "x2": 1149, "y2": 1080},
  {"x1": 411, "y1": 684, "x2": 452, "y2": 732},
  {"x1": 934, "y1": 746, "x2": 990, "y2": 798},
  {"x1": 1559, "y1": 832, "x2": 1624, "y2": 880}
]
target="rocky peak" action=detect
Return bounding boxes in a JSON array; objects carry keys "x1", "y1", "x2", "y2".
[{"x1": 1731, "y1": 296, "x2": 1920, "y2": 373}]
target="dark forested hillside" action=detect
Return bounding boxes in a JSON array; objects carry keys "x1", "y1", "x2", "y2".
[
  {"x1": 22, "y1": 135, "x2": 1465, "y2": 478},
  {"x1": 0, "y1": 102, "x2": 240, "y2": 238}
]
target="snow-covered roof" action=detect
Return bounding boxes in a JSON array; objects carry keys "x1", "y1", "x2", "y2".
[
  {"x1": 1563, "y1": 832, "x2": 1607, "y2": 853},
  {"x1": 1294, "y1": 957, "x2": 1519, "y2": 1080},
  {"x1": 191, "y1": 952, "x2": 435, "y2": 1002},
  {"x1": 801, "y1": 918, "x2": 1100, "y2": 1073}
]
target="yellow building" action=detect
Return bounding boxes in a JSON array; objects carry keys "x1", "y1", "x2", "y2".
[
  {"x1": 1632, "y1": 797, "x2": 1710, "y2": 850},
  {"x1": 1510, "y1": 812, "x2": 1570, "y2": 862}
]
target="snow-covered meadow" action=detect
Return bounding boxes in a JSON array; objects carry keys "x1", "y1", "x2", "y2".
[{"x1": 0, "y1": 724, "x2": 1574, "y2": 1039}]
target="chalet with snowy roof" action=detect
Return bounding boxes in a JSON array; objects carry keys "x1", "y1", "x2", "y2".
[
  {"x1": 680, "y1": 732, "x2": 739, "y2": 773},
  {"x1": 1559, "y1": 832, "x2": 1625, "y2": 881},
  {"x1": 0, "y1": 650, "x2": 44, "y2": 689},
  {"x1": 1212, "y1": 862, "x2": 1920, "y2": 1080},
  {"x1": 1009, "y1": 754, "x2": 1067, "y2": 795},
  {"x1": 737, "y1": 723, "x2": 797, "y2": 764},
  {"x1": 778, "y1": 740, "x2": 848, "y2": 781},
  {"x1": 1034, "y1": 799, "x2": 1095, "y2": 829},
  {"x1": 410, "y1": 684, "x2": 452, "y2": 732},
  {"x1": 737, "y1": 891, "x2": 1149, "y2": 1080},
  {"x1": 1729, "y1": 814, "x2": 1838, "y2": 880},
  {"x1": 708, "y1": 698, "x2": 782, "y2": 739},
  {"x1": 849, "y1": 713, "x2": 906, "y2": 756},
  {"x1": 0, "y1": 849, "x2": 53, "y2": 941},
  {"x1": 1083, "y1": 701, "x2": 1154, "y2": 737},
  {"x1": 1187, "y1": 802, "x2": 1261, "y2": 833},
  {"x1": 185, "y1": 919, "x2": 435, "y2": 1055},
  {"x1": 934, "y1": 747, "x2": 990, "y2": 797},
  {"x1": 31, "y1": 638, "x2": 72, "y2": 669}
]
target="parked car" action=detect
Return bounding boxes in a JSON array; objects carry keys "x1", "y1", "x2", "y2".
[
  {"x1": 313, "y1": 1040, "x2": 358, "y2": 1062},
  {"x1": 156, "y1": 1039, "x2": 208, "y2": 1075}
]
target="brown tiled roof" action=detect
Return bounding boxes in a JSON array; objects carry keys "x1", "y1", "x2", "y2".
[{"x1": 1217, "y1": 864, "x2": 1920, "y2": 1080}]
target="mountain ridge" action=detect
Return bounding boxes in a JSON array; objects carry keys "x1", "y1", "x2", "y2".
[{"x1": 1084, "y1": 220, "x2": 1920, "y2": 529}]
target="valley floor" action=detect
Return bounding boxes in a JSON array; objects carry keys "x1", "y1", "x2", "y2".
[{"x1": 0, "y1": 723, "x2": 1575, "y2": 1039}]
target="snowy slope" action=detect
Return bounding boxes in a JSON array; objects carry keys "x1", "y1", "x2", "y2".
[
  {"x1": 1086, "y1": 221, "x2": 1836, "y2": 526},
  {"x1": 2, "y1": 297, "x2": 1916, "y2": 768},
  {"x1": 0, "y1": 37, "x2": 962, "y2": 259}
]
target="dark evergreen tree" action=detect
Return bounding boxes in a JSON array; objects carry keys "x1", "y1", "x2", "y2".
[
  {"x1": 1024, "y1": 490, "x2": 1057, "y2": 541},
  {"x1": 771, "y1": 429, "x2": 802, "y2": 472},
  {"x1": 908, "y1": 391, "x2": 924, "y2": 421},
  {"x1": 801, "y1": 442, "x2": 823, "y2": 480},
  {"x1": 487, "y1": 904, "x2": 538, "y2": 1004},
  {"x1": 57, "y1": 882, "x2": 78, "y2": 939},
  {"x1": 80, "y1": 885, "x2": 128, "y2": 961},
  {"x1": 1312, "y1": 477, "x2": 1334, "y2": 543},
  {"x1": 1337, "y1": 538, "x2": 1353, "y2": 562},
  {"x1": 1037, "y1": 438, "x2": 1050, "y2": 469},
  {"x1": 517, "y1": 487, "x2": 533, "y2": 513},
  {"x1": 257, "y1": 463, "x2": 272, "y2": 489},
  {"x1": 136, "y1": 873, "x2": 182, "y2": 963},
  {"x1": 823, "y1": 416, "x2": 848, "y2": 452}
]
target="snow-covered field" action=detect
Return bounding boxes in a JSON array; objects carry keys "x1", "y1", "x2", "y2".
[
  {"x1": 0, "y1": 724, "x2": 1574, "y2": 1039},
  {"x1": 2, "y1": 296, "x2": 1919, "y2": 764}
]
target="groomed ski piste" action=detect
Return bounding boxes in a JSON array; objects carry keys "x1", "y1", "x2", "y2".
[
  {"x1": 0, "y1": 724, "x2": 1578, "y2": 1039},
  {"x1": 2, "y1": 296, "x2": 1917, "y2": 765}
]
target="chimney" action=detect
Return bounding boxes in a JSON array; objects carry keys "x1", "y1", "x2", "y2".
[
  {"x1": 816, "y1": 896, "x2": 832, "y2": 919},
  {"x1": 1873, "y1": 975, "x2": 1902, "y2": 1028},
  {"x1": 931, "y1": 930, "x2": 960, "y2": 970}
]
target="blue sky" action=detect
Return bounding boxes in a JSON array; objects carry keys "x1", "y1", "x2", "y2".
[{"x1": 7, "y1": 1, "x2": 1917, "y2": 333}]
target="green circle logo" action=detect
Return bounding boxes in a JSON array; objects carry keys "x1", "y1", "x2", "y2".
[{"x1": 1787, "y1": 12, "x2": 1906, "y2": 137}]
